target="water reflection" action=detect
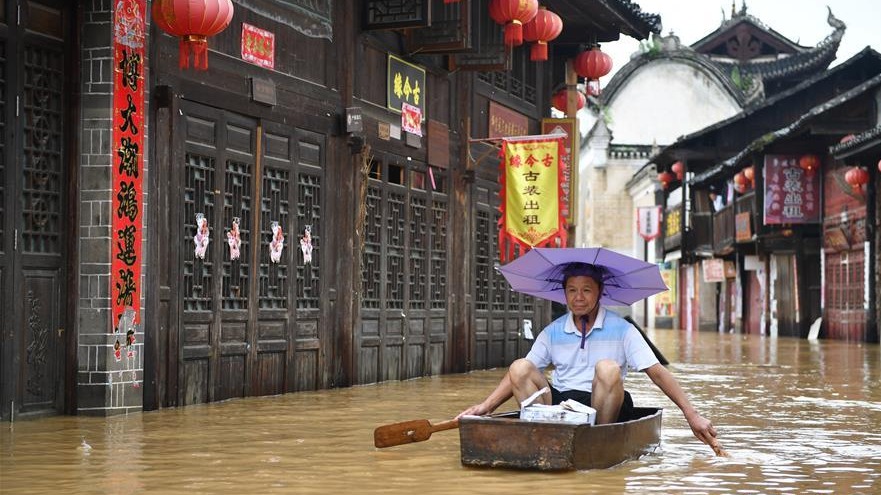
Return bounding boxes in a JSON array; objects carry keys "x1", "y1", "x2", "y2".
[{"x1": 2, "y1": 330, "x2": 880, "y2": 494}]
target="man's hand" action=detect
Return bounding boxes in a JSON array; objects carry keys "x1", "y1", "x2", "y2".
[
  {"x1": 456, "y1": 402, "x2": 493, "y2": 419},
  {"x1": 685, "y1": 411, "x2": 728, "y2": 456}
]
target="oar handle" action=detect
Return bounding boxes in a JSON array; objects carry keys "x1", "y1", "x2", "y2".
[{"x1": 430, "y1": 419, "x2": 459, "y2": 433}]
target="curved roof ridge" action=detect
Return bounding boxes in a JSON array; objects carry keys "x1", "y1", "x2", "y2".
[{"x1": 600, "y1": 39, "x2": 747, "y2": 107}]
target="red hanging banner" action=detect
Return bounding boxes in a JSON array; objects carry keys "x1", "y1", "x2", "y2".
[
  {"x1": 498, "y1": 135, "x2": 568, "y2": 262},
  {"x1": 111, "y1": 0, "x2": 145, "y2": 332}
]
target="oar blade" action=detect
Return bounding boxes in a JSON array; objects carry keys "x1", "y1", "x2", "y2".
[{"x1": 373, "y1": 419, "x2": 433, "y2": 448}]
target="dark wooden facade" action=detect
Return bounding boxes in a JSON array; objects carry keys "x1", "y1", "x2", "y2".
[
  {"x1": 0, "y1": 0, "x2": 76, "y2": 419},
  {"x1": 0, "y1": 0, "x2": 658, "y2": 418}
]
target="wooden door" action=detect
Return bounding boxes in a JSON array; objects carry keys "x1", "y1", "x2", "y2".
[
  {"x1": 825, "y1": 249, "x2": 865, "y2": 340},
  {"x1": 355, "y1": 154, "x2": 451, "y2": 384},
  {"x1": 0, "y1": 0, "x2": 70, "y2": 419},
  {"x1": 471, "y1": 177, "x2": 534, "y2": 370},
  {"x1": 169, "y1": 101, "x2": 327, "y2": 406}
]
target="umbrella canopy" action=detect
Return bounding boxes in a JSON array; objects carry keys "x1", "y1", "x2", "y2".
[{"x1": 498, "y1": 247, "x2": 668, "y2": 306}]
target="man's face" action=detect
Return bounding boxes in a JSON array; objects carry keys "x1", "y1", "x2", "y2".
[{"x1": 564, "y1": 275, "x2": 602, "y2": 319}]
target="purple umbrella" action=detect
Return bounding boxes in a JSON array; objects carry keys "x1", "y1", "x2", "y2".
[{"x1": 498, "y1": 247, "x2": 668, "y2": 306}]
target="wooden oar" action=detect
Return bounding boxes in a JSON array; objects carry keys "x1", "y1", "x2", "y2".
[
  {"x1": 374, "y1": 418, "x2": 459, "y2": 448},
  {"x1": 710, "y1": 439, "x2": 730, "y2": 457}
]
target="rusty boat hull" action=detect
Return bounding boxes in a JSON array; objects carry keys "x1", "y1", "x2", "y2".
[{"x1": 459, "y1": 407, "x2": 662, "y2": 471}]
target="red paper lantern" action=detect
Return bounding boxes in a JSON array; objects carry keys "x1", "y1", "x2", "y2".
[
  {"x1": 743, "y1": 165, "x2": 755, "y2": 186},
  {"x1": 574, "y1": 47, "x2": 613, "y2": 80},
  {"x1": 490, "y1": 0, "x2": 539, "y2": 47},
  {"x1": 845, "y1": 166, "x2": 869, "y2": 193},
  {"x1": 658, "y1": 171, "x2": 674, "y2": 190},
  {"x1": 443, "y1": 0, "x2": 461, "y2": 4},
  {"x1": 671, "y1": 161, "x2": 684, "y2": 180},
  {"x1": 522, "y1": 7, "x2": 563, "y2": 62},
  {"x1": 734, "y1": 171, "x2": 750, "y2": 192},
  {"x1": 152, "y1": 0, "x2": 235, "y2": 70},
  {"x1": 798, "y1": 154, "x2": 820, "y2": 178},
  {"x1": 878, "y1": 158, "x2": 881, "y2": 173},
  {"x1": 551, "y1": 89, "x2": 585, "y2": 112}
]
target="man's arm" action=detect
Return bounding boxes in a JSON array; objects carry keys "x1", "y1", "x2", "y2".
[
  {"x1": 456, "y1": 373, "x2": 514, "y2": 418},
  {"x1": 643, "y1": 363, "x2": 720, "y2": 449}
]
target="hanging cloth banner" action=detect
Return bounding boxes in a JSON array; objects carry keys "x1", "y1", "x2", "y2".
[
  {"x1": 637, "y1": 206, "x2": 662, "y2": 241},
  {"x1": 110, "y1": 0, "x2": 145, "y2": 332},
  {"x1": 498, "y1": 134, "x2": 568, "y2": 262}
]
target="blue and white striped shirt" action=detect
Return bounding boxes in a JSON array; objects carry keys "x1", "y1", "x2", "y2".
[{"x1": 525, "y1": 307, "x2": 659, "y2": 393}]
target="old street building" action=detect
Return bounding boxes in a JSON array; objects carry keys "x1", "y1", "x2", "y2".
[
  {"x1": 0, "y1": 1, "x2": 658, "y2": 419},
  {"x1": 652, "y1": 34, "x2": 881, "y2": 340},
  {"x1": 579, "y1": 4, "x2": 845, "y2": 330}
]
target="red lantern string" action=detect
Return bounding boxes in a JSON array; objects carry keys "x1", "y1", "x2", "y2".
[
  {"x1": 522, "y1": 7, "x2": 563, "y2": 62},
  {"x1": 658, "y1": 171, "x2": 674, "y2": 190},
  {"x1": 490, "y1": 0, "x2": 539, "y2": 47},
  {"x1": 152, "y1": 0, "x2": 234, "y2": 71},
  {"x1": 671, "y1": 161, "x2": 684, "y2": 180},
  {"x1": 551, "y1": 89, "x2": 585, "y2": 112},
  {"x1": 798, "y1": 154, "x2": 820, "y2": 178},
  {"x1": 574, "y1": 47, "x2": 613, "y2": 81},
  {"x1": 845, "y1": 166, "x2": 869, "y2": 194}
]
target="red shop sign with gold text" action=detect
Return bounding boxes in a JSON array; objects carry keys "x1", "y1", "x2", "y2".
[
  {"x1": 111, "y1": 0, "x2": 145, "y2": 332},
  {"x1": 241, "y1": 22, "x2": 275, "y2": 69},
  {"x1": 498, "y1": 135, "x2": 567, "y2": 262}
]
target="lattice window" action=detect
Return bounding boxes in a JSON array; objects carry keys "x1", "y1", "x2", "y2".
[
  {"x1": 21, "y1": 44, "x2": 63, "y2": 254},
  {"x1": 475, "y1": 210, "x2": 491, "y2": 311},
  {"x1": 296, "y1": 171, "x2": 321, "y2": 309},
  {"x1": 478, "y1": 49, "x2": 537, "y2": 105},
  {"x1": 184, "y1": 154, "x2": 216, "y2": 311},
  {"x1": 387, "y1": 189, "x2": 405, "y2": 309},
  {"x1": 0, "y1": 40, "x2": 6, "y2": 250},
  {"x1": 492, "y1": 208, "x2": 506, "y2": 312},
  {"x1": 408, "y1": 193, "x2": 427, "y2": 309},
  {"x1": 430, "y1": 199, "x2": 448, "y2": 309},
  {"x1": 222, "y1": 160, "x2": 251, "y2": 310},
  {"x1": 365, "y1": 0, "x2": 429, "y2": 29},
  {"x1": 258, "y1": 166, "x2": 290, "y2": 309},
  {"x1": 361, "y1": 183, "x2": 383, "y2": 309}
]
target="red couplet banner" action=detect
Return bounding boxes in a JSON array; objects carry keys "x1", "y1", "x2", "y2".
[{"x1": 111, "y1": 0, "x2": 145, "y2": 332}]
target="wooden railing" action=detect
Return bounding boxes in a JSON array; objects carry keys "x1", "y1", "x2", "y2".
[
  {"x1": 713, "y1": 204, "x2": 735, "y2": 254},
  {"x1": 690, "y1": 212, "x2": 714, "y2": 255}
]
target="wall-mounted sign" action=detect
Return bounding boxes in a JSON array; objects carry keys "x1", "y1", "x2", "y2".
[
  {"x1": 250, "y1": 77, "x2": 276, "y2": 106},
  {"x1": 735, "y1": 212, "x2": 752, "y2": 242},
  {"x1": 541, "y1": 118, "x2": 576, "y2": 222},
  {"x1": 346, "y1": 106, "x2": 363, "y2": 133},
  {"x1": 378, "y1": 122, "x2": 391, "y2": 141},
  {"x1": 387, "y1": 54, "x2": 425, "y2": 114},
  {"x1": 763, "y1": 154, "x2": 821, "y2": 225},
  {"x1": 702, "y1": 258, "x2": 725, "y2": 283},
  {"x1": 241, "y1": 23, "x2": 275, "y2": 69},
  {"x1": 489, "y1": 101, "x2": 528, "y2": 138},
  {"x1": 401, "y1": 102, "x2": 422, "y2": 136},
  {"x1": 427, "y1": 120, "x2": 449, "y2": 169}
]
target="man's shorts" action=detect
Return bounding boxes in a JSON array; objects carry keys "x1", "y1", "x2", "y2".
[{"x1": 550, "y1": 387, "x2": 635, "y2": 423}]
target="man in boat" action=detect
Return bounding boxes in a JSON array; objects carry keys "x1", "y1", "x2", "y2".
[{"x1": 458, "y1": 262, "x2": 722, "y2": 451}]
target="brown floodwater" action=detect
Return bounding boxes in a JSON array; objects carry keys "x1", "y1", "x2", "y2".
[{"x1": 2, "y1": 329, "x2": 880, "y2": 494}]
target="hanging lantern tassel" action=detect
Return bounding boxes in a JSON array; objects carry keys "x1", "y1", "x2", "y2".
[{"x1": 180, "y1": 35, "x2": 209, "y2": 70}]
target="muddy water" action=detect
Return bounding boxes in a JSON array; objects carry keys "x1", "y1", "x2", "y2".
[{"x1": 2, "y1": 330, "x2": 880, "y2": 494}]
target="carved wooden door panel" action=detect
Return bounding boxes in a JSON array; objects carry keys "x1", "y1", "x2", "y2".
[
  {"x1": 0, "y1": 0, "x2": 69, "y2": 419},
  {"x1": 174, "y1": 101, "x2": 326, "y2": 406},
  {"x1": 471, "y1": 177, "x2": 534, "y2": 370}
]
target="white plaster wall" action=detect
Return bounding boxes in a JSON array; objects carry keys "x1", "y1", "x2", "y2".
[{"x1": 605, "y1": 60, "x2": 742, "y2": 145}]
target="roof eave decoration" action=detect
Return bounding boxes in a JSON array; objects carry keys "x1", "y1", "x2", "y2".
[
  {"x1": 721, "y1": 8, "x2": 846, "y2": 85},
  {"x1": 830, "y1": 126, "x2": 881, "y2": 159},
  {"x1": 653, "y1": 47, "x2": 881, "y2": 169},
  {"x1": 690, "y1": 73, "x2": 881, "y2": 186}
]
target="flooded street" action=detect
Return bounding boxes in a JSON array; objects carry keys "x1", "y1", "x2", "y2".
[{"x1": 2, "y1": 329, "x2": 880, "y2": 494}]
